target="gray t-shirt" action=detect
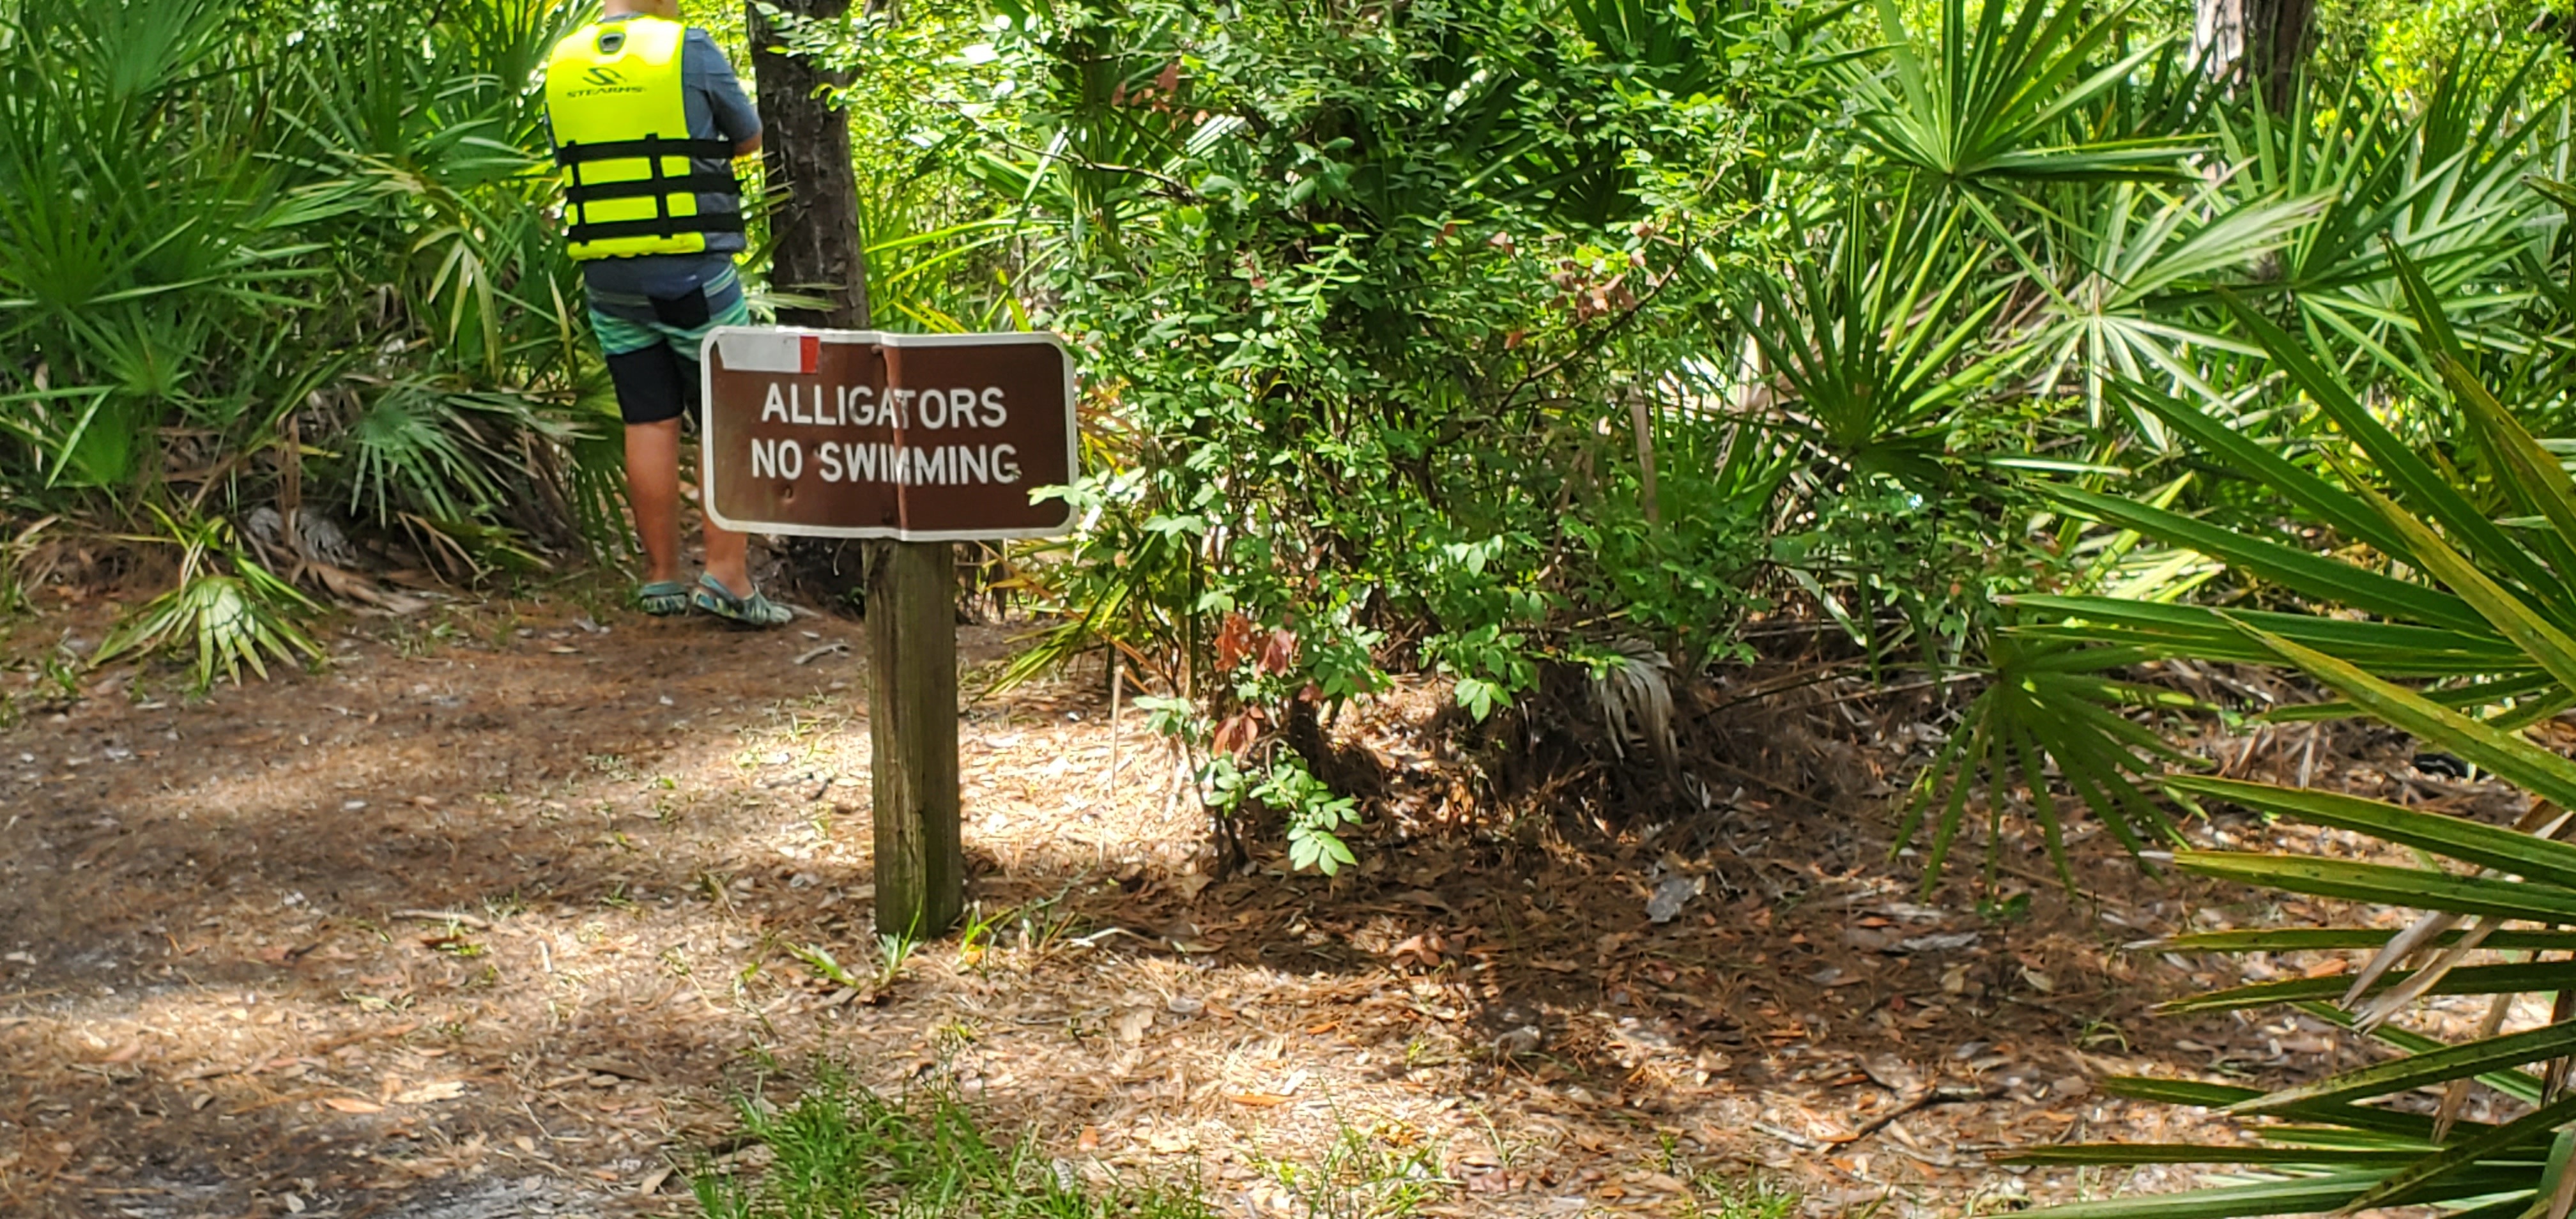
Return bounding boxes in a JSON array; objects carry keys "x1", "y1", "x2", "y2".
[{"x1": 560, "y1": 17, "x2": 762, "y2": 295}]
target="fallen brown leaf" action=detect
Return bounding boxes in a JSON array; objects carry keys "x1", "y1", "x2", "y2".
[{"x1": 393, "y1": 1080, "x2": 466, "y2": 1104}]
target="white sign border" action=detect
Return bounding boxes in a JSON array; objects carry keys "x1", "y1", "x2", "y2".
[{"x1": 697, "y1": 326, "x2": 1080, "y2": 542}]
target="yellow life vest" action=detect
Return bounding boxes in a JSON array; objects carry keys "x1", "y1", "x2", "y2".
[{"x1": 543, "y1": 17, "x2": 744, "y2": 261}]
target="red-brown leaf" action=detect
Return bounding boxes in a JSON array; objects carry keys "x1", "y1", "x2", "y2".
[
  {"x1": 1215, "y1": 613, "x2": 1254, "y2": 672},
  {"x1": 1213, "y1": 714, "x2": 1259, "y2": 758},
  {"x1": 1258, "y1": 627, "x2": 1299, "y2": 677}
]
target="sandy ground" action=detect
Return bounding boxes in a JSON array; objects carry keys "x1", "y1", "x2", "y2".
[{"x1": 0, "y1": 587, "x2": 2490, "y2": 1218}]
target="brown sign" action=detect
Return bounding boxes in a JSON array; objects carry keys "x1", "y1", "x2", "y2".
[{"x1": 698, "y1": 328, "x2": 1077, "y2": 540}]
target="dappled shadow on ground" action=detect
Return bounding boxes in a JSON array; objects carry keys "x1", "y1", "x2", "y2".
[{"x1": 0, "y1": 592, "x2": 2405, "y2": 1218}]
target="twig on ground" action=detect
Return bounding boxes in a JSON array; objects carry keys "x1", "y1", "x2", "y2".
[
  {"x1": 1843, "y1": 1082, "x2": 1991, "y2": 1145},
  {"x1": 793, "y1": 641, "x2": 849, "y2": 666},
  {"x1": 1751, "y1": 1120, "x2": 1826, "y2": 1149},
  {"x1": 390, "y1": 908, "x2": 493, "y2": 930},
  {"x1": 1698, "y1": 757, "x2": 1835, "y2": 813}
]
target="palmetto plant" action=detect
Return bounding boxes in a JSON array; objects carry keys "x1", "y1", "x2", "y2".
[
  {"x1": 91, "y1": 509, "x2": 321, "y2": 691},
  {"x1": 2024, "y1": 261, "x2": 2575, "y2": 741},
  {"x1": 1738, "y1": 187, "x2": 2017, "y2": 486},
  {"x1": 1989, "y1": 257, "x2": 2576, "y2": 1215},
  {"x1": 1890, "y1": 66, "x2": 2576, "y2": 875},
  {"x1": 2004, "y1": 694, "x2": 2576, "y2": 1213},
  {"x1": 0, "y1": 0, "x2": 326, "y2": 490},
  {"x1": 2202, "y1": 57, "x2": 2556, "y2": 379},
  {"x1": 0, "y1": 0, "x2": 632, "y2": 677},
  {"x1": 1836, "y1": 0, "x2": 2196, "y2": 204},
  {"x1": 2024, "y1": 180, "x2": 2315, "y2": 440}
]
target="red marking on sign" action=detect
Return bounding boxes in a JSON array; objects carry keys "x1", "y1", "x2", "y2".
[{"x1": 799, "y1": 334, "x2": 820, "y2": 374}]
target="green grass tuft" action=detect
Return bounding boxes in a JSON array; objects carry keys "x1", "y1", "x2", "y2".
[
  {"x1": 694, "y1": 1064, "x2": 1805, "y2": 1219},
  {"x1": 691, "y1": 1065, "x2": 1213, "y2": 1219},
  {"x1": 1682, "y1": 1176, "x2": 1804, "y2": 1219}
]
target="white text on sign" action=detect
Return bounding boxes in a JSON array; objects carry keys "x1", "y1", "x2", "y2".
[
  {"x1": 759, "y1": 383, "x2": 1012, "y2": 430},
  {"x1": 748, "y1": 440, "x2": 1023, "y2": 486},
  {"x1": 749, "y1": 379, "x2": 1026, "y2": 488}
]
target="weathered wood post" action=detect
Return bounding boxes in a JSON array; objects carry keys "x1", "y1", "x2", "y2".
[
  {"x1": 747, "y1": 0, "x2": 962, "y2": 937},
  {"x1": 865, "y1": 540, "x2": 962, "y2": 935}
]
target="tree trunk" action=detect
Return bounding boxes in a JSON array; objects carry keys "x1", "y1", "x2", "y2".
[
  {"x1": 748, "y1": 0, "x2": 876, "y2": 607},
  {"x1": 747, "y1": 0, "x2": 869, "y2": 329},
  {"x1": 2195, "y1": 0, "x2": 2313, "y2": 111}
]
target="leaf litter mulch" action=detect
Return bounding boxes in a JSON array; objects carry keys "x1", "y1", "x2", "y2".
[{"x1": 0, "y1": 590, "x2": 2526, "y2": 1218}]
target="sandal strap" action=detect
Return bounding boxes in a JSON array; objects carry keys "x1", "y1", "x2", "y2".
[{"x1": 637, "y1": 579, "x2": 691, "y2": 615}]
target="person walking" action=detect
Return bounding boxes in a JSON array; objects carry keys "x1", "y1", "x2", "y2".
[{"x1": 544, "y1": 0, "x2": 791, "y2": 626}]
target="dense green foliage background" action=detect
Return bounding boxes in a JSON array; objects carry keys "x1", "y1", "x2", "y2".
[
  {"x1": 0, "y1": 0, "x2": 618, "y2": 559},
  {"x1": 3, "y1": 0, "x2": 2574, "y2": 860},
  {"x1": 793, "y1": 0, "x2": 2576, "y2": 884},
  {"x1": 19, "y1": 1, "x2": 2576, "y2": 1206}
]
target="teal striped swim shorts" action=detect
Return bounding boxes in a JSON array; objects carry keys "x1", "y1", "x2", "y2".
[{"x1": 584, "y1": 257, "x2": 752, "y2": 425}]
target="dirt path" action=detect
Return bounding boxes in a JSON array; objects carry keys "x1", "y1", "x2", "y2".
[{"x1": 0, "y1": 590, "x2": 2373, "y2": 1218}]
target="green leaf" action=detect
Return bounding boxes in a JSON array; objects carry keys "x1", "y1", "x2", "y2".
[
  {"x1": 2050, "y1": 488, "x2": 2487, "y2": 633},
  {"x1": 2338, "y1": 1090, "x2": 2576, "y2": 1211},
  {"x1": 2177, "y1": 851, "x2": 2576, "y2": 924},
  {"x1": 2012, "y1": 1170, "x2": 2444, "y2": 1218},
  {"x1": 1997, "y1": 1144, "x2": 2430, "y2": 1167},
  {"x1": 2229, "y1": 620, "x2": 2576, "y2": 813},
  {"x1": 2383, "y1": 238, "x2": 2576, "y2": 578},
  {"x1": 2165, "y1": 776, "x2": 2576, "y2": 889},
  {"x1": 2158, "y1": 961, "x2": 2576, "y2": 1015},
  {"x1": 2012, "y1": 595, "x2": 2523, "y2": 675},
  {"x1": 2096, "y1": 1077, "x2": 2260, "y2": 1107},
  {"x1": 2086, "y1": 1075, "x2": 2470, "y2": 1137},
  {"x1": 2256, "y1": 671, "x2": 2561, "y2": 723},
  {"x1": 2107, "y1": 379, "x2": 2411, "y2": 560},
  {"x1": 2153, "y1": 928, "x2": 2576, "y2": 954},
  {"x1": 2219, "y1": 289, "x2": 2561, "y2": 599},
  {"x1": 2292, "y1": 1001, "x2": 2550, "y2": 1105},
  {"x1": 2347, "y1": 479, "x2": 2576, "y2": 696},
  {"x1": 2234, "y1": 1017, "x2": 2576, "y2": 1114}
]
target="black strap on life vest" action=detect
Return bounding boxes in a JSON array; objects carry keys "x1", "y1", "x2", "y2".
[
  {"x1": 563, "y1": 172, "x2": 741, "y2": 204},
  {"x1": 553, "y1": 136, "x2": 740, "y2": 165},
  {"x1": 566, "y1": 213, "x2": 748, "y2": 243}
]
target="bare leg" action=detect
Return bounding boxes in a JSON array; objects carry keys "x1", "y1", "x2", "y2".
[
  {"x1": 703, "y1": 516, "x2": 754, "y2": 597},
  {"x1": 624, "y1": 419, "x2": 683, "y2": 585},
  {"x1": 673, "y1": 360, "x2": 756, "y2": 599}
]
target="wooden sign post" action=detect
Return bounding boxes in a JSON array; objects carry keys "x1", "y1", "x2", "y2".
[{"x1": 700, "y1": 328, "x2": 1076, "y2": 936}]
